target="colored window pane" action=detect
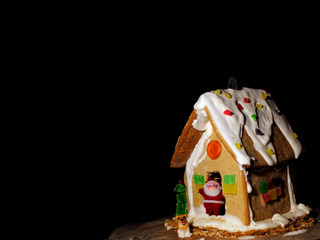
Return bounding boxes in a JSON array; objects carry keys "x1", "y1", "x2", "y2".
[
  {"x1": 222, "y1": 183, "x2": 237, "y2": 195},
  {"x1": 195, "y1": 184, "x2": 203, "y2": 193},
  {"x1": 260, "y1": 182, "x2": 268, "y2": 194},
  {"x1": 262, "y1": 192, "x2": 271, "y2": 202},
  {"x1": 193, "y1": 175, "x2": 205, "y2": 185},
  {"x1": 207, "y1": 140, "x2": 222, "y2": 160},
  {"x1": 269, "y1": 189, "x2": 277, "y2": 201},
  {"x1": 223, "y1": 174, "x2": 235, "y2": 185}
]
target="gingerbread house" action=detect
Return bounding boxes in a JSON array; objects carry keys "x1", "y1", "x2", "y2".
[{"x1": 170, "y1": 87, "x2": 311, "y2": 235}]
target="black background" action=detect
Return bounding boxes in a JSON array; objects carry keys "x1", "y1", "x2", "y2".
[{"x1": 100, "y1": 63, "x2": 319, "y2": 239}]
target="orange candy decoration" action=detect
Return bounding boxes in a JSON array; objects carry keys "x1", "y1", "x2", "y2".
[{"x1": 207, "y1": 140, "x2": 222, "y2": 159}]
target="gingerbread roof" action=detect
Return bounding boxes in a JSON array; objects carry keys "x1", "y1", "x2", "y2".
[{"x1": 170, "y1": 88, "x2": 302, "y2": 168}]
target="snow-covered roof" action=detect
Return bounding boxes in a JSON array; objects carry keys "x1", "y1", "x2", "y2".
[{"x1": 192, "y1": 87, "x2": 302, "y2": 167}]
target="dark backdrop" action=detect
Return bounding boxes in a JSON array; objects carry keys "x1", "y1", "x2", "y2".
[
  {"x1": 15, "y1": 6, "x2": 320, "y2": 240},
  {"x1": 99, "y1": 62, "x2": 319, "y2": 238}
]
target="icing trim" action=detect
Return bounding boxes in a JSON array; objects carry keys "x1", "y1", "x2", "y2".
[{"x1": 186, "y1": 125, "x2": 213, "y2": 217}]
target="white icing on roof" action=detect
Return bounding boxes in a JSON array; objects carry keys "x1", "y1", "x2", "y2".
[{"x1": 192, "y1": 87, "x2": 302, "y2": 166}]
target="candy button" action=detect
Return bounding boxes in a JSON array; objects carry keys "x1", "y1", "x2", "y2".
[
  {"x1": 237, "y1": 103, "x2": 243, "y2": 111},
  {"x1": 267, "y1": 148, "x2": 274, "y2": 155},
  {"x1": 256, "y1": 104, "x2": 263, "y2": 109},
  {"x1": 225, "y1": 92, "x2": 232, "y2": 99},
  {"x1": 216, "y1": 89, "x2": 222, "y2": 95},
  {"x1": 292, "y1": 133, "x2": 298, "y2": 139},
  {"x1": 262, "y1": 93, "x2": 268, "y2": 99},
  {"x1": 244, "y1": 97, "x2": 250, "y2": 103},
  {"x1": 235, "y1": 143, "x2": 242, "y2": 150},
  {"x1": 224, "y1": 110, "x2": 232, "y2": 116},
  {"x1": 207, "y1": 140, "x2": 222, "y2": 160},
  {"x1": 251, "y1": 114, "x2": 257, "y2": 122}
]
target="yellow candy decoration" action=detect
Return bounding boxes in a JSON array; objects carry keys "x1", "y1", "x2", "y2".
[
  {"x1": 256, "y1": 104, "x2": 263, "y2": 109},
  {"x1": 267, "y1": 148, "x2": 274, "y2": 155},
  {"x1": 262, "y1": 93, "x2": 268, "y2": 99},
  {"x1": 292, "y1": 133, "x2": 298, "y2": 139},
  {"x1": 225, "y1": 92, "x2": 232, "y2": 99},
  {"x1": 235, "y1": 143, "x2": 242, "y2": 150},
  {"x1": 216, "y1": 89, "x2": 222, "y2": 95}
]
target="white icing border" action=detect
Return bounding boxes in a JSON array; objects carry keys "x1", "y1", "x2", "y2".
[
  {"x1": 188, "y1": 204, "x2": 310, "y2": 233},
  {"x1": 186, "y1": 125, "x2": 213, "y2": 218}
]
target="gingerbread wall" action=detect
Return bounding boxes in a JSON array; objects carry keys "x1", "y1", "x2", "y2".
[
  {"x1": 187, "y1": 129, "x2": 251, "y2": 226},
  {"x1": 248, "y1": 164, "x2": 291, "y2": 221}
]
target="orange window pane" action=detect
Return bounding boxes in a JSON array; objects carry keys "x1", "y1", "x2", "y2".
[{"x1": 207, "y1": 140, "x2": 222, "y2": 160}]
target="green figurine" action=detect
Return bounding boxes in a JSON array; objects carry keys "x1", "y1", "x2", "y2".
[{"x1": 174, "y1": 180, "x2": 188, "y2": 215}]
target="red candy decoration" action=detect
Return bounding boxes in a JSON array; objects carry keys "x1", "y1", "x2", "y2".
[
  {"x1": 237, "y1": 103, "x2": 243, "y2": 111},
  {"x1": 224, "y1": 110, "x2": 232, "y2": 116},
  {"x1": 244, "y1": 97, "x2": 250, "y2": 103}
]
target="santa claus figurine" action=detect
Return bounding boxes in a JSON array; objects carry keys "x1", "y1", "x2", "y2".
[{"x1": 199, "y1": 177, "x2": 225, "y2": 216}]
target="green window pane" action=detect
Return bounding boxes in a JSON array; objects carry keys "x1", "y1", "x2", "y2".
[
  {"x1": 260, "y1": 181, "x2": 269, "y2": 194},
  {"x1": 223, "y1": 174, "x2": 235, "y2": 185},
  {"x1": 194, "y1": 175, "x2": 204, "y2": 184}
]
